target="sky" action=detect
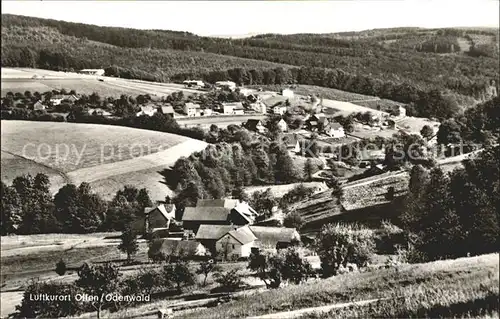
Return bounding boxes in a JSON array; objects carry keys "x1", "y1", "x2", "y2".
[{"x1": 2, "y1": 0, "x2": 499, "y2": 37}]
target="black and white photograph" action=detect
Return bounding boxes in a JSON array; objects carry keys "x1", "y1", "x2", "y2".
[{"x1": 0, "y1": 0, "x2": 499, "y2": 318}]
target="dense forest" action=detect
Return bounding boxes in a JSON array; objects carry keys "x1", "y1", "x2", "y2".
[{"x1": 2, "y1": 14, "x2": 499, "y2": 119}]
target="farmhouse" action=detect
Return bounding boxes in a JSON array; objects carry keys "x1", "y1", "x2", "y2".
[
  {"x1": 215, "y1": 81, "x2": 237, "y2": 91},
  {"x1": 196, "y1": 224, "x2": 239, "y2": 255},
  {"x1": 132, "y1": 204, "x2": 176, "y2": 234},
  {"x1": 184, "y1": 102, "x2": 201, "y2": 117},
  {"x1": 238, "y1": 88, "x2": 253, "y2": 96},
  {"x1": 250, "y1": 101, "x2": 267, "y2": 114},
  {"x1": 148, "y1": 239, "x2": 207, "y2": 260},
  {"x1": 282, "y1": 133, "x2": 302, "y2": 154},
  {"x1": 79, "y1": 69, "x2": 105, "y2": 76},
  {"x1": 281, "y1": 88, "x2": 294, "y2": 98},
  {"x1": 222, "y1": 102, "x2": 244, "y2": 115},
  {"x1": 277, "y1": 119, "x2": 288, "y2": 132},
  {"x1": 49, "y1": 94, "x2": 79, "y2": 105},
  {"x1": 181, "y1": 206, "x2": 251, "y2": 232},
  {"x1": 216, "y1": 226, "x2": 257, "y2": 260},
  {"x1": 136, "y1": 105, "x2": 158, "y2": 117},
  {"x1": 391, "y1": 105, "x2": 406, "y2": 117},
  {"x1": 245, "y1": 119, "x2": 266, "y2": 134},
  {"x1": 325, "y1": 122, "x2": 345, "y2": 138},
  {"x1": 159, "y1": 105, "x2": 175, "y2": 117},
  {"x1": 183, "y1": 80, "x2": 205, "y2": 88},
  {"x1": 88, "y1": 108, "x2": 112, "y2": 116},
  {"x1": 273, "y1": 105, "x2": 288, "y2": 115},
  {"x1": 197, "y1": 199, "x2": 259, "y2": 220},
  {"x1": 249, "y1": 226, "x2": 300, "y2": 250},
  {"x1": 33, "y1": 100, "x2": 47, "y2": 111}
]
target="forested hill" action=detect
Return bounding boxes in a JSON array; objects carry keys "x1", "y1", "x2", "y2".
[{"x1": 2, "y1": 14, "x2": 499, "y2": 118}]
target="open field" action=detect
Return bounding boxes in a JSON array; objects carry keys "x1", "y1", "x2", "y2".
[
  {"x1": 174, "y1": 253, "x2": 499, "y2": 319},
  {"x1": 1, "y1": 68, "x2": 201, "y2": 97},
  {"x1": 1, "y1": 120, "x2": 207, "y2": 200}
]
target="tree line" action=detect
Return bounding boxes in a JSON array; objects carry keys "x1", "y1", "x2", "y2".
[
  {"x1": 2, "y1": 14, "x2": 498, "y2": 116},
  {"x1": 400, "y1": 144, "x2": 499, "y2": 261},
  {"x1": 1, "y1": 175, "x2": 153, "y2": 235}
]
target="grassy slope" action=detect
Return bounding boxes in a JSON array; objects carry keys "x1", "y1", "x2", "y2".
[
  {"x1": 0, "y1": 120, "x2": 207, "y2": 200},
  {"x1": 176, "y1": 253, "x2": 499, "y2": 319}
]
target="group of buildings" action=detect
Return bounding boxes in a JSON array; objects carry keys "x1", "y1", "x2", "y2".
[{"x1": 134, "y1": 199, "x2": 300, "y2": 261}]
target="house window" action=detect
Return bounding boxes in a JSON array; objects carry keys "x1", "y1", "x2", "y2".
[{"x1": 232, "y1": 244, "x2": 235, "y2": 249}]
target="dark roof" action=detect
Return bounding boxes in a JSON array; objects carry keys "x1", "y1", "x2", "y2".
[
  {"x1": 182, "y1": 207, "x2": 231, "y2": 222},
  {"x1": 196, "y1": 225, "x2": 237, "y2": 240},
  {"x1": 329, "y1": 122, "x2": 343, "y2": 130},
  {"x1": 249, "y1": 226, "x2": 300, "y2": 247},
  {"x1": 144, "y1": 204, "x2": 175, "y2": 220},
  {"x1": 197, "y1": 199, "x2": 238, "y2": 209},
  {"x1": 282, "y1": 133, "x2": 301, "y2": 147},
  {"x1": 148, "y1": 239, "x2": 204, "y2": 257},
  {"x1": 245, "y1": 119, "x2": 263, "y2": 131}
]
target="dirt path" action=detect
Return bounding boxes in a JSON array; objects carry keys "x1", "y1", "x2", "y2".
[{"x1": 247, "y1": 297, "x2": 388, "y2": 319}]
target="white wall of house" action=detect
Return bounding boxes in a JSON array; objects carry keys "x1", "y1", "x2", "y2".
[
  {"x1": 328, "y1": 127, "x2": 345, "y2": 138},
  {"x1": 216, "y1": 234, "x2": 254, "y2": 259},
  {"x1": 282, "y1": 89, "x2": 294, "y2": 98},
  {"x1": 223, "y1": 104, "x2": 234, "y2": 115}
]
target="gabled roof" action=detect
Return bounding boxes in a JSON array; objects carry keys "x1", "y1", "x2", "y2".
[
  {"x1": 197, "y1": 199, "x2": 238, "y2": 209},
  {"x1": 145, "y1": 204, "x2": 175, "y2": 220},
  {"x1": 227, "y1": 226, "x2": 257, "y2": 245},
  {"x1": 182, "y1": 207, "x2": 232, "y2": 222},
  {"x1": 245, "y1": 119, "x2": 264, "y2": 131},
  {"x1": 148, "y1": 239, "x2": 203, "y2": 257},
  {"x1": 222, "y1": 102, "x2": 244, "y2": 109},
  {"x1": 196, "y1": 225, "x2": 238, "y2": 240},
  {"x1": 282, "y1": 133, "x2": 302, "y2": 147},
  {"x1": 329, "y1": 122, "x2": 343, "y2": 130},
  {"x1": 161, "y1": 105, "x2": 175, "y2": 114},
  {"x1": 249, "y1": 226, "x2": 300, "y2": 247},
  {"x1": 185, "y1": 102, "x2": 200, "y2": 109}
]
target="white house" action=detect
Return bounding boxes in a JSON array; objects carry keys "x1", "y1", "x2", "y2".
[
  {"x1": 216, "y1": 226, "x2": 257, "y2": 260},
  {"x1": 79, "y1": 69, "x2": 105, "y2": 76},
  {"x1": 136, "y1": 105, "x2": 158, "y2": 117},
  {"x1": 183, "y1": 80, "x2": 205, "y2": 88},
  {"x1": 201, "y1": 108, "x2": 213, "y2": 116},
  {"x1": 277, "y1": 119, "x2": 288, "y2": 132},
  {"x1": 250, "y1": 101, "x2": 267, "y2": 114},
  {"x1": 215, "y1": 81, "x2": 237, "y2": 91},
  {"x1": 88, "y1": 108, "x2": 112, "y2": 116},
  {"x1": 184, "y1": 102, "x2": 201, "y2": 117},
  {"x1": 238, "y1": 88, "x2": 253, "y2": 96},
  {"x1": 222, "y1": 102, "x2": 244, "y2": 115},
  {"x1": 273, "y1": 105, "x2": 288, "y2": 115},
  {"x1": 33, "y1": 100, "x2": 47, "y2": 111},
  {"x1": 325, "y1": 122, "x2": 345, "y2": 138},
  {"x1": 281, "y1": 88, "x2": 294, "y2": 98}
]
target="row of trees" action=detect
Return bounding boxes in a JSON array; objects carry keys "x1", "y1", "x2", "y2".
[
  {"x1": 400, "y1": 145, "x2": 499, "y2": 261},
  {"x1": 1, "y1": 174, "x2": 152, "y2": 235},
  {"x1": 170, "y1": 140, "x2": 302, "y2": 208}
]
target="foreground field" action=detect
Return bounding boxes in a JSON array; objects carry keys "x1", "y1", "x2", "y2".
[
  {"x1": 175, "y1": 253, "x2": 499, "y2": 319},
  {"x1": 1, "y1": 120, "x2": 207, "y2": 200}
]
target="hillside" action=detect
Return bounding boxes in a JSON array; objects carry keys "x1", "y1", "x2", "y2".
[
  {"x1": 0, "y1": 120, "x2": 207, "y2": 200},
  {"x1": 1, "y1": 14, "x2": 498, "y2": 118},
  {"x1": 173, "y1": 253, "x2": 499, "y2": 318}
]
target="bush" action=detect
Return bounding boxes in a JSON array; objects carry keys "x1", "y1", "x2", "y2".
[
  {"x1": 163, "y1": 261, "x2": 195, "y2": 293},
  {"x1": 55, "y1": 259, "x2": 67, "y2": 276},
  {"x1": 374, "y1": 220, "x2": 406, "y2": 254},
  {"x1": 214, "y1": 269, "x2": 243, "y2": 292},
  {"x1": 316, "y1": 223, "x2": 375, "y2": 277},
  {"x1": 283, "y1": 211, "x2": 304, "y2": 229}
]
